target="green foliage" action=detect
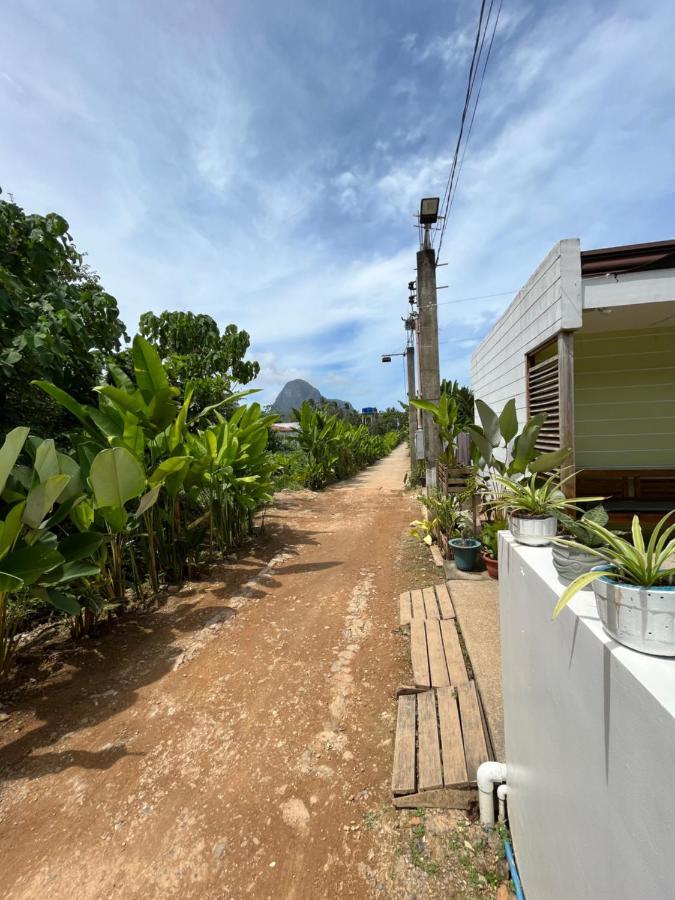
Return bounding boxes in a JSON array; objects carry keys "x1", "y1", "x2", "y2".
[
  {"x1": 0, "y1": 191, "x2": 127, "y2": 437},
  {"x1": 0, "y1": 337, "x2": 278, "y2": 680},
  {"x1": 293, "y1": 401, "x2": 400, "y2": 490},
  {"x1": 440, "y1": 379, "x2": 474, "y2": 426},
  {"x1": 411, "y1": 393, "x2": 465, "y2": 465},
  {"x1": 489, "y1": 471, "x2": 603, "y2": 518},
  {"x1": 418, "y1": 490, "x2": 473, "y2": 540},
  {"x1": 133, "y1": 310, "x2": 259, "y2": 416},
  {"x1": 556, "y1": 504, "x2": 609, "y2": 548},
  {"x1": 467, "y1": 398, "x2": 572, "y2": 509},
  {"x1": 480, "y1": 518, "x2": 508, "y2": 559},
  {"x1": 552, "y1": 511, "x2": 675, "y2": 618}
]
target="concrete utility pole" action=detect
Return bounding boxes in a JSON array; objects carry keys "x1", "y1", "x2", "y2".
[
  {"x1": 417, "y1": 201, "x2": 442, "y2": 490},
  {"x1": 405, "y1": 344, "x2": 417, "y2": 468}
]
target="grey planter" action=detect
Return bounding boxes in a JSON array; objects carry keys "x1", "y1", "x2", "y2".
[
  {"x1": 594, "y1": 570, "x2": 675, "y2": 656},
  {"x1": 552, "y1": 543, "x2": 599, "y2": 582},
  {"x1": 509, "y1": 514, "x2": 557, "y2": 547}
]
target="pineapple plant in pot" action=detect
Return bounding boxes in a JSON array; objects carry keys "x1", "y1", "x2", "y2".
[
  {"x1": 552, "y1": 505, "x2": 609, "y2": 581},
  {"x1": 552, "y1": 512, "x2": 675, "y2": 656}
]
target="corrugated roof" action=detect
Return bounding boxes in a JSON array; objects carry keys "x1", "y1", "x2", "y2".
[{"x1": 581, "y1": 239, "x2": 675, "y2": 277}]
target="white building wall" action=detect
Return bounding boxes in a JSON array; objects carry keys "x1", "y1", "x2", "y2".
[
  {"x1": 499, "y1": 532, "x2": 675, "y2": 900},
  {"x1": 471, "y1": 239, "x2": 582, "y2": 423}
]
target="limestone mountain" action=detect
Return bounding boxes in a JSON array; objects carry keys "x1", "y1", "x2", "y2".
[{"x1": 271, "y1": 379, "x2": 353, "y2": 417}]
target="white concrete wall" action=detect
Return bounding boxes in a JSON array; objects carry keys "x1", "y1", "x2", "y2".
[
  {"x1": 471, "y1": 239, "x2": 582, "y2": 424},
  {"x1": 499, "y1": 532, "x2": 675, "y2": 900}
]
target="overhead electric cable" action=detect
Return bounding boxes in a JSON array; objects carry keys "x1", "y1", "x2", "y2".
[{"x1": 434, "y1": 0, "x2": 502, "y2": 261}]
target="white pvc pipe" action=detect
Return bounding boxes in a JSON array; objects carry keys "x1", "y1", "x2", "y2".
[
  {"x1": 477, "y1": 761, "x2": 507, "y2": 828},
  {"x1": 497, "y1": 783, "x2": 509, "y2": 824}
]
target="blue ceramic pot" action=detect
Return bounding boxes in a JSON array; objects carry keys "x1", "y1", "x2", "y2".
[{"x1": 448, "y1": 538, "x2": 482, "y2": 572}]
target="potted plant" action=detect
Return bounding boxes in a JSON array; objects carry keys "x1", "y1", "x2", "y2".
[
  {"x1": 480, "y1": 518, "x2": 507, "y2": 578},
  {"x1": 490, "y1": 472, "x2": 603, "y2": 547},
  {"x1": 552, "y1": 505, "x2": 609, "y2": 582},
  {"x1": 448, "y1": 532, "x2": 482, "y2": 571},
  {"x1": 552, "y1": 512, "x2": 675, "y2": 655},
  {"x1": 416, "y1": 490, "x2": 472, "y2": 559}
]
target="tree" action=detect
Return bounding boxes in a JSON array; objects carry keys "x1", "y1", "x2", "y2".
[
  {"x1": 134, "y1": 310, "x2": 259, "y2": 412},
  {"x1": 0, "y1": 191, "x2": 127, "y2": 437},
  {"x1": 440, "y1": 379, "x2": 474, "y2": 426}
]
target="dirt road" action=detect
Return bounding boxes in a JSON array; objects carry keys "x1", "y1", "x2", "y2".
[
  {"x1": 0, "y1": 446, "x2": 505, "y2": 899},
  {"x1": 1, "y1": 447, "x2": 413, "y2": 897}
]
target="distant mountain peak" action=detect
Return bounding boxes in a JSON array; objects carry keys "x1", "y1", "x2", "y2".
[{"x1": 271, "y1": 379, "x2": 352, "y2": 416}]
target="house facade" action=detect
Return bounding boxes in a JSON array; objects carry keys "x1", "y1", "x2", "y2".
[{"x1": 471, "y1": 239, "x2": 675, "y2": 517}]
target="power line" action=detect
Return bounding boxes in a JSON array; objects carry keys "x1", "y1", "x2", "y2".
[
  {"x1": 437, "y1": 288, "x2": 517, "y2": 306},
  {"x1": 444, "y1": 0, "x2": 503, "y2": 228},
  {"x1": 435, "y1": 0, "x2": 502, "y2": 261},
  {"x1": 435, "y1": 0, "x2": 487, "y2": 253}
]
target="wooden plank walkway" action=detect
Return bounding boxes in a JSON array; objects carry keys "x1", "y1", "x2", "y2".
[
  {"x1": 409, "y1": 616, "x2": 469, "y2": 689},
  {"x1": 391, "y1": 683, "x2": 492, "y2": 808},
  {"x1": 392, "y1": 581, "x2": 491, "y2": 809},
  {"x1": 399, "y1": 582, "x2": 455, "y2": 627}
]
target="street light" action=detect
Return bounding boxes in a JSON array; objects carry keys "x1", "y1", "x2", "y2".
[
  {"x1": 419, "y1": 197, "x2": 440, "y2": 225},
  {"x1": 381, "y1": 351, "x2": 405, "y2": 363}
]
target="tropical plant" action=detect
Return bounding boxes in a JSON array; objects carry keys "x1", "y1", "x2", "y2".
[
  {"x1": 556, "y1": 505, "x2": 609, "y2": 548},
  {"x1": 489, "y1": 472, "x2": 603, "y2": 519},
  {"x1": 440, "y1": 379, "x2": 474, "y2": 426},
  {"x1": 0, "y1": 190, "x2": 126, "y2": 437},
  {"x1": 411, "y1": 393, "x2": 465, "y2": 465},
  {"x1": 552, "y1": 512, "x2": 675, "y2": 618},
  {"x1": 293, "y1": 401, "x2": 399, "y2": 490},
  {"x1": 409, "y1": 518, "x2": 436, "y2": 546},
  {"x1": 418, "y1": 490, "x2": 473, "y2": 538},
  {"x1": 467, "y1": 399, "x2": 572, "y2": 509},
  {"x1": 481, "y1": 518, "x2": 508, "y2": 560},
  {"x1": 0, "y1": 428, "x2": 105, "y2": 677}
]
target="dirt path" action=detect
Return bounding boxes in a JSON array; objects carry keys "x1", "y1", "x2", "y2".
[{"x1": 0, "y1": 446, "x2": 505, "y2": 899}]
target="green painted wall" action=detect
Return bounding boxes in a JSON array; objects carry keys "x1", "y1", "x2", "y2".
[{"x1": 574, "y1": 326, "x2": 675, "y2": 468}]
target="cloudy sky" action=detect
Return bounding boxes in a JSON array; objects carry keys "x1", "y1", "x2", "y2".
[{"x1": 2, "y1": 0, "x2": 675, "y2": 409}]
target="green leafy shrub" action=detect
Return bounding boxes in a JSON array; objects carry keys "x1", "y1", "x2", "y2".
[{"x1": 0, "y1": 336, "x2": 277, "y2": 680}]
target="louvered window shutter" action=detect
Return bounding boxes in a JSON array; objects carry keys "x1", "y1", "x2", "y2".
[{"x1": 527, "y1": 341, "x2": 560, "y2": 453}]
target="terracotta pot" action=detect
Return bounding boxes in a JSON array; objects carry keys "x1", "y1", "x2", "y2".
[{"x1": 482, "y1": 551, "x2": 498, "y2": 579}]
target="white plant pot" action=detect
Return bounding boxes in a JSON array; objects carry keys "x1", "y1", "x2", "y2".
[
  {"x1": 594, "y1": 571, "x2": 675, "y2": 656},
  {"x1": 552, "y1": 543, "x2": 599, "y2": 582},
  {"x1": 509, "y1": 514, "x2": 557, "y2": 546}
]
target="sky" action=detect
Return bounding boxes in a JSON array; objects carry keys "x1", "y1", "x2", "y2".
[{"x1": 2, "y1": 0, "x2": 675, "y2": 410}]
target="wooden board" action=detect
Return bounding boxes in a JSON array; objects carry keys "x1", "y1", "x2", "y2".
[
  {"x1": 435, "y1": 583, "x2": 455, "y2": 619},
  {"x1": 417, "y1": 690, "x2": 443, "y2": 790},
  {"x1": 456, "y1": 680, "x2": 489, "y2": 783},
  {"x1": 440, "y1": 618, "x2": 469, "y2": 685},
  {"x1": 422, "y1": 587, "x2": 439, "y2": 619},
  {"x1": 410, "y1": 618, "x2": 430, "y2": 687},
  {"x1": 436, "y1": 686, "x2": 468, "y2": 786},
  {"x1": 425, "y1": 619, "x2": 450, "y2": 687},
  {"x1": 393, "y1": 788, "x2": 473, "y2": 810},
  {"x1": 391, "y1": 694, "x2": 416, "y2": 795},
  {"x1": 410, "y1": 589, "x2": 425, "y2": 621},
  {"x1": 430, "y1": 545, "x2": 444, "y2": 568},
  {"x1": 399, "y1": 591, "x2": 412, "y2": 627}
]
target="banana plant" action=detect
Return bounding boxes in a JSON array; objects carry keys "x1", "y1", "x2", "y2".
[
  {"x1": 0, "y1": 428, "x2": 104, "y2": 677},
  {"x1": 411, "y1": 393, "x2": 465, "y2": 465}
]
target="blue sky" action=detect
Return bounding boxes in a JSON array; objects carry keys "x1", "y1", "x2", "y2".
[{"x1": 2, "y1": 0, "x2": 675, "y2": 410}]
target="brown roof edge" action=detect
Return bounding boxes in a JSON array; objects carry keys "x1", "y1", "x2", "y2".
[{"x1": 581, "y1": 239, "x2": 675, "y2": 277}]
